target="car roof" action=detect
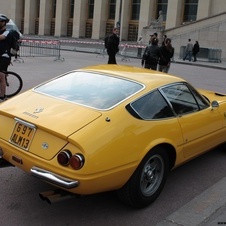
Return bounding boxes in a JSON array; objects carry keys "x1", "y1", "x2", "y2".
[{"x1": 79, "y1": 64, "x2": 185, "y2": 89}]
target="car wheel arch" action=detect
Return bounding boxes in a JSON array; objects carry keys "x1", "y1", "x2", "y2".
[
  {"x1": 155, "y1": 143, "x2": 176, "y2": 170},
  {"x1": 140, "y1": 143, "x2": 176, "y2": 171},
  {"x1": 117, "y1": 144, "x2": 176, "y2": 208}
]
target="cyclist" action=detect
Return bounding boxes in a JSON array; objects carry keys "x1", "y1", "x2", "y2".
[{"x1": 0, "y1": 14, "x2": 11, "y2": 101}]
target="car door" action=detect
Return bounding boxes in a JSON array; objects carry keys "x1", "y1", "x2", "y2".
[{"x1": 161, "y1": 83, "x2": 223, "y2": 158}]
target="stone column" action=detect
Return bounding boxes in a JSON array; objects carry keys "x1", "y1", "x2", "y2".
[
  {"x1": 54, "y1": 0, "x2": 69, "y2": 36},
  {"x1": 38, "y1": 0, "x2": 52, "y2": 35},
  {"x1": 166, "y1": 0, "x2": 183, "y2": 29},
  {"x1": 140, "y1": 0, "x2": 158, "y2": 44},
  {"x1": 6, "y1": 0, "x2": 23, "y2": 31},
  {"x1": 92, "y1": 0, "x2": 108, "y2": 39},
  {"x1": 118, "y1": 0, "x2": 130, "y2": 41},
  {"x1": 23, "y1": 0, "x2": 37, "y2": 34},
  {"x1": 72, "y1": 0, "x2": 88, "y2": 38},
  {"x1": 197, "y1": 0, "x2": 211, "y2": 19},
  {"x1": 139, "y1": 0, "x2": 155, "y2": 30}
]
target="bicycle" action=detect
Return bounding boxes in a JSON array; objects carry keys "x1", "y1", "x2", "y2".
[{"x1": 4, "y1": 70, "x2": 23, "y2": 98}]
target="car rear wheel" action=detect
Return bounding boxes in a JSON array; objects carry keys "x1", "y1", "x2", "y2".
[{"x1": 117, "y1": 147, "x2": 169, "y2": 208}]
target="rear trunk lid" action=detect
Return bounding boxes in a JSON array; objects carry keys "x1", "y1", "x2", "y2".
[{"x1": 0, "y1": 91, "x2": 102, "y2": 159}]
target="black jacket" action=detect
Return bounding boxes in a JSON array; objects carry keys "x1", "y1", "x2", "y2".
[
  {"x1": 142, "y1": 44, "x2": 161, "y2": 65},
  {"x1": 0, "y1": 29, "x2": 11, "y2": 57},
  {"x1": 193, "y1": 43, "x2": 200, "y2": 54},
  {"x1": 159, "y1": 45, "x2": 174, "y2": 65},
  {"x1": 107, "y1": 33, "x2": 119, "y2": 54}
]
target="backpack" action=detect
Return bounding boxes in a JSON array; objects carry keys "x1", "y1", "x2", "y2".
[
  {"x1": 104, "y1": 35, "x2": 109, "y2": 49},
  {"x1": 7, "y1": 29, "x2": 21, "y2": 56}
]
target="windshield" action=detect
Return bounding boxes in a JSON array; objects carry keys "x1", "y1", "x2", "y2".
[{"x1": 34, "y1": 71, "x2": 144, "y2": 110}]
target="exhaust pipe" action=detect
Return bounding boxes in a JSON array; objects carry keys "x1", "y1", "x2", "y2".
[{"x1": 39, "y1": 189, "x2": 79, "y2": 204}]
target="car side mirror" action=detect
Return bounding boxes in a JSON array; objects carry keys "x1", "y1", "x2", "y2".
[{"x1": 211, "y1": 100, "x2": 219, "y2": 109}]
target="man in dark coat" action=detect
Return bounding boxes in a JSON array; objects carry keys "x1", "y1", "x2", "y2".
[
  {"x1": 193, "y1": 41, "x2": 200, "y2": 62},
  {"x1": 106, "y1": 27, "x2": 119, "y2": 64}
]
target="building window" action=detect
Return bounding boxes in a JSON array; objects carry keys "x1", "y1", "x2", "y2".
[
  {"x1": 88, "y1": 0, "x2": 94, "y2": 19},
  {"x1": 157, "y1": 0, "x2": 168, "y2": 21},
  {"x1": 69, "y1": 0, "x2": 74, "y2": 18},
  {"x1": 109, "y1": 0, "x2": 116, "y2": 20},
  {"x1": 52, "y1": 0, "x2": 56, "y2": 18},
  {"x1": 183, "y1": 0, "x2": 198, "y2": 22},
  {"x1": 131, "y1": 0, "x2": 140, "y2": 20}
]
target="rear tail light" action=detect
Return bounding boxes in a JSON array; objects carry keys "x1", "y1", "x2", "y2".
[
  {"x1": 57, "y1": 150, "x2": 84, "y2": 170},
  {"x1": 69, "y1": 154, "x2": 85, "y2": 170},
  {"x1": 57, "y1": 150, "x2": 72, "y2": 166}
]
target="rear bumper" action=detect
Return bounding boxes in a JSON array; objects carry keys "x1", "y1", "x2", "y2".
[{"x1": 30, "y1": 166, "x2": 79, "y2": 189}]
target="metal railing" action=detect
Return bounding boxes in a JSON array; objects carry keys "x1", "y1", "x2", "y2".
[
  {"x1": 18, "y1": 38, "x2": 65, "y2": 62},
  {"x1": 179, "y1": 46, "x2": 222, "y2": 62}
]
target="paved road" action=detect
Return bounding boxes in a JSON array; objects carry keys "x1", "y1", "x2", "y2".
[{"x1": 1, "y1": 51, "x2": 226, "y2": 226}]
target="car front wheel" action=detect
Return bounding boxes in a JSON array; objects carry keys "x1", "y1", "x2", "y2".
[{"x1": 117, "y1": 147, "x2": 169, "y2": 208}]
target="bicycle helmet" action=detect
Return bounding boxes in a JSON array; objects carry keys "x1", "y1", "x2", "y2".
[{"x1": 0, "y1": 14, "x2": 10, "y2": 23}]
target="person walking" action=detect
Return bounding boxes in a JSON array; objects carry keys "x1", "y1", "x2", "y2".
[
  {"x1": 0, "y1": 14, "x2": 11, "y2": 101},
  {"x1": 193, "y1": 41, "x2": 200, "y2": 62},
  {"x1": 106, "y1": 27, "x2": 119, "y2": 64},
  {"x1": 158, "y1": 38, "x2": 174, "y2": 73},
  {"x1": 141, "y1": 37, "x2": 161, "y2": 70},
  {"x1": 183, "y1": 38, "x2": 193, "y2": 62}
]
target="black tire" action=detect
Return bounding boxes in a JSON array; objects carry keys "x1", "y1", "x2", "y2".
[
  {"x1": 117, "y1": 146, "x2": 169, "y2": 208},
  {"x1": 5, "y1": 71, "x2": 23, "y2": 98}
]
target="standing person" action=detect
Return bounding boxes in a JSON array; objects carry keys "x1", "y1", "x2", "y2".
[
  {"x1": 106, "y1": 27, "x2": 119, "y2": 64},
  {"x1": 183, "y1": 38, "x2": 193, "y2": 62},
  {"x1": 158, "y1": 38, "x2": 174, "y2": 73},
  {"x1": 0, "y1": 14, "x2": 11, "y2": 101},
  {"x1": 141, "y1": 35, "x2": 152, "y2": 67},
  {"x1": 162, "y1": 35, "x2": 167, "y2": 46},
  {"x1": 141, "y1": 37, "x2": 161, "y2": 70},
  {"x1": 193, "y1": 41, "x2": 200, "y2": 62},
  {"x1": 137, "y1": 35, "x2": 143, "y2": 57}
]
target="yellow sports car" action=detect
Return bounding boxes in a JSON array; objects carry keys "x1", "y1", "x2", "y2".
[{"x1": 0, "y1": 64, "x2": 226, "y2": 208}]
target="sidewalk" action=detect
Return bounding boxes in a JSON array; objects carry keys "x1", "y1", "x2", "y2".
[
  {"x1": 156, "y1": 177, "x2": 226, "y2": 225},
  {"x1": 173, "y1": 56, "x2": 226, "y2": 71}
]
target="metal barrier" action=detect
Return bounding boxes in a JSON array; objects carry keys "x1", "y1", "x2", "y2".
[
  {"x1": 179, "y1": 46, "x2": 222, "y2": 62},
  {"x1": 18, "y1": 38, "x2": 65, "y2": 61},
  {"x1": 120, "y1": 44, "x2": 130, "y2": 61},
  {"x1": 208, "y1": 48, "x2": 222, "y2": 62},
  {"x1": 95, "y1": 45, "x2": 107, "y2": 58}
]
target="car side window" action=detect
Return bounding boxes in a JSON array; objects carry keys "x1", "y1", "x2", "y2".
[
  {"x1": 161, "y1": 84, "x2": 200, "y2": 115},
  {"x1": 130, "y1": 90, "x2": 174, "y2": 120},
  {"x1": 189, "y1": 85, "x2": 210, "y2": 110}
]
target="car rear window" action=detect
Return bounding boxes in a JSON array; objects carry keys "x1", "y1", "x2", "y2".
[{"x1": 34, "y1": 71, "x2": 144, "y2": 110}]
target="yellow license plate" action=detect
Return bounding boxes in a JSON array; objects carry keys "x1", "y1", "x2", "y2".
[{"x1": 10, "y1": 119, "x2": 36, "y2": 151}]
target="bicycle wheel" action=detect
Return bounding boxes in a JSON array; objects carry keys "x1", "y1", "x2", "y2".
[{"x1": 5, "y1": 71, "x2": 23, "y2": 98}]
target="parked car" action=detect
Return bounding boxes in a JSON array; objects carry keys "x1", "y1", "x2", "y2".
[{"x1": 0, "y1": 64, "x2": 226, "y2": 208}]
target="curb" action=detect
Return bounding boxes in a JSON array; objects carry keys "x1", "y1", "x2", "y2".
[
  {"x1": 173, "y1": 60, "x2": 226, "y2": 71},
  {"x1": 156, "y1": 177, "x2": 226, "y2": 226}
]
